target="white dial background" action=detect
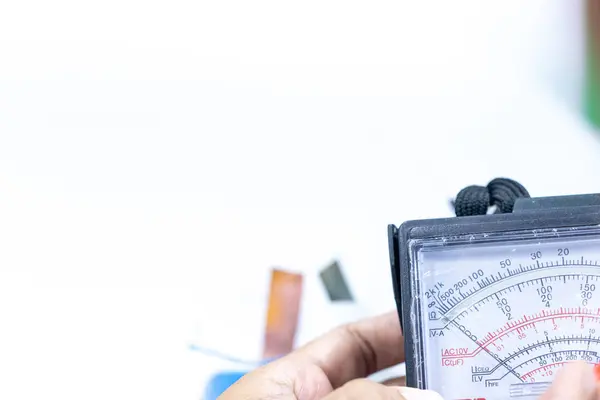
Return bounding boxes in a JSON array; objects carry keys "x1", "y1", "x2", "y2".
[{"x1": 416, "y1": 232, "x2": 600, "y2": 400}]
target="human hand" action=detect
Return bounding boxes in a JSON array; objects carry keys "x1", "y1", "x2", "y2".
[
  {"x1": 218, "y1": 311, "x2": 442, "y2": 400},
  {"x1": 540, "y1": 361, "x2": 599, "y2": 400}
]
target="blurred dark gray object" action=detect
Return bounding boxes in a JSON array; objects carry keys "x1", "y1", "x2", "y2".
[{"x1": 319, "y1": 261, "x2": 354, "y2": 302}]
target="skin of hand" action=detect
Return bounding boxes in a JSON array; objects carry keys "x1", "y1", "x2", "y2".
[
  {"x1": 218, "y1": 311, "x2": 442, "y2": 400},
  {"x1": 218, "y1": 310, "x2": 600, "y2": 400},
  {"x1": 540, "y1": 361, "x2": 599, "y2": 400}
]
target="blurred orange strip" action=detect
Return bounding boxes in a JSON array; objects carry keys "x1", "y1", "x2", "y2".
[{"x1": 263, "y1": 268, "x2": 303, "y2": 359}]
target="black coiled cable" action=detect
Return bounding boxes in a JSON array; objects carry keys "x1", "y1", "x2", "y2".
[{"x1": 454, "y1": 178, "x2": 530, "y2": 217}]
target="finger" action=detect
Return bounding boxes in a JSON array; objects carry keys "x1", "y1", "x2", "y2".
[
  {"x1": 286, "y1": 311, "x2": 405, "y2": 389},
  {"x1": 539, "y1": 361, "x2": 597, "y2": 400},
  {"x1": 321, "y1": 379, "x2": 442, "y2": 400},
  {"x1": 321, "y1": 379, "x2": 401, "y2": 400}
]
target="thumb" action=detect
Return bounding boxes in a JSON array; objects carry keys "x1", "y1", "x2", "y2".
[
  {"x1": 321, "y1": 379, "x2": 443, "y2": 400},
  {"x1": 540, "y1": 362, "x2": 597, "y2": 400}
]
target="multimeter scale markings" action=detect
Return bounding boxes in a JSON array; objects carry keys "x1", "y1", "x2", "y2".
[{"x1": 417, "y1": 238, "x2": 600, "y2": 399}]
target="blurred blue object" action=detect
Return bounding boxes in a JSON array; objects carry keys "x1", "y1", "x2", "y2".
[{"x1": 203, "y1": 371, "x2": 246, "y2": 400}]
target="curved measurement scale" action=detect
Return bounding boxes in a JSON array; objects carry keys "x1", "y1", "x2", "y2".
[{"x1": 419, "y1": 241, "x2": 600, "y2": 400}]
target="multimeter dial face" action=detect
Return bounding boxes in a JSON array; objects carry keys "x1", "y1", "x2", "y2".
[{"x1": 414, "y1": 230, "x2": 600, "y2": 399}]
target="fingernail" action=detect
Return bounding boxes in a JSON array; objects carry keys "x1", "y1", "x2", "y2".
[
  {"x1": 396, "y1": 386, "x2": 444, "y2": 400},
  {"x1": 594, "y1": 363, "x2": 600, "y2": 381}
]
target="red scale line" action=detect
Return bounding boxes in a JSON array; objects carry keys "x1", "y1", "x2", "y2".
[
  {"x1": 521, "y1": 361, "x2": 566, "y2": 378},
  {"x1": 522, "y1": 362, "x2": 566, "y2": 379},
  {"x1": 442, "y1": 310, "x2": 600, "y2": 359}
]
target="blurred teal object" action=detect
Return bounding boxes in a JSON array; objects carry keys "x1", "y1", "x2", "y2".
[{"x1": 204, "y1": 371, "x2": 246, "y2": 400}]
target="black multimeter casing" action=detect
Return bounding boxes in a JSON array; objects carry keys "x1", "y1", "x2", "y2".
[{"x1": 387, "y1": 193, "x2": 600, "y2": 388}]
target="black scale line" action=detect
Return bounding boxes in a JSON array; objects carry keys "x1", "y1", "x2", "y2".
[
  {"x1": 473, "y1": 335, "x2": 600, "y2": 378},
  {"x1": 499, "y1": 348, "x2": 600, "y2": 380},
  {"x1": 449, "y1": 320, "x2": 523, "y2": 382},
  {"x1": 437, "y1": 260, "x2": 600, "y2": 317},
  {"x1": 545, "y1": 333, "x2": 553, "y2": 353},
  {"x1": 433, "y1": 291, "x2": 450, "y2": 314},
  {"x1": 443, "y1": 273, "x2": 596, "y2": 324},
  {"x1": 587, "y1": 334, "x2": 593, "y2": 351},
  {"x1": 440, "y1": 269, "x2": 600, "y2": 376}
]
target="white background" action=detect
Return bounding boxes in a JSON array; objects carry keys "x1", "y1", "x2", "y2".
[{"x1": 1, "y1": 1, "x2": 600, "y2": 399}]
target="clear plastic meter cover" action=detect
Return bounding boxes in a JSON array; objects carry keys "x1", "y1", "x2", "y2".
[{"x1": 410, "y1": 226, "x2": 600, "y2": 399}]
